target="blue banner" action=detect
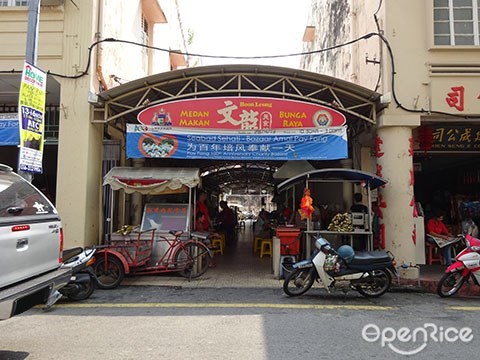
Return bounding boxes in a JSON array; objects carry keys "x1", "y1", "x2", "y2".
[
  {"x1": 126, "y1": 125, "x2": 348, "y2": 161},
  {"x1": 0, "y1": 118, "x2": 20, "y2": 146}
]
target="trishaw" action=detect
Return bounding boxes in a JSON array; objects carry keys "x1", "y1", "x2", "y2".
[{"x1": 94, "y1": 167, "x2": 212, "y2": 289}]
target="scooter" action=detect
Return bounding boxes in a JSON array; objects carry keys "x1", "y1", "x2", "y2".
[
  {"x1": 283, "y1": 236, "x2": 396, "y2": 298},
  {"x1": 437, "y1": 234, "x2": 480, "y2": 297},
  {"x1": 59, "y1": 247, "x2": 98, "y2": 301}
]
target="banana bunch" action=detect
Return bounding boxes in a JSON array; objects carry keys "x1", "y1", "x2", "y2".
[
  {"x1": 117, "y1": 225, "x2": 134, "y2": 235},
  {"x1": 327, "y1": 213, "x2": 353, "y2": 232}
]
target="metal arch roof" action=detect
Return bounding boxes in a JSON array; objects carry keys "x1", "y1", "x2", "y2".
[
  {"x1": 277, "y1": 168, "x2": 387, "y2": 192},
  {"x1": 94, "y1": 64, "x2": 384, "y2": 125}
]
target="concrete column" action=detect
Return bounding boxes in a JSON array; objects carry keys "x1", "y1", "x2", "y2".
[
  {"x1": 55, "y1": 1, "x2": 102, "y2": 248},
  {"x1": 340, "y1": 158, "x2": 353, "y2": 210},
  {"x1": 131, "y1": 158, "x2": 145, "y2": 225},
  {"x1": 376, "y1": 120, "x2": 418, "y2": 279}
]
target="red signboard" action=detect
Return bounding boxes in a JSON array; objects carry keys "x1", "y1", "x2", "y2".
[{"x1": 137, "y1": 97, "x2": 346, "y2": 130}]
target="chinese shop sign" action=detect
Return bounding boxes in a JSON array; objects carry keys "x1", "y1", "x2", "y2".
[
  {"x1": 17, "y1": 62, "x2": 46, "y2": 173},
  {"x1": 431, "y1": 78, "x2": 480, "y2": 114},
  {"x1": 126, "y1": 125, "x2": 348, "y2": 161},
  {"x1": 137, "y1": 97, "x2": 346, "y2": 130},
  {"x1": 140, "y1": 203, "x2": 189, "y2": 232},
  {"x1": 414, "y1": 125, "x2": 480, "y2": 152}
]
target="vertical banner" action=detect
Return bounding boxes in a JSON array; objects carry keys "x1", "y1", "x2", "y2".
[{"x1": 18, "y1": 62, "x2": 46, "y2": 173}]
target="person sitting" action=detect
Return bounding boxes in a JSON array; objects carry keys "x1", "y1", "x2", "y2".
[
  {"x1": 426, "y1": 210, "x2": 457, "y2": 265},
  {"x1": 255, "y1": 210, "x2": 272, "y2": 239}
]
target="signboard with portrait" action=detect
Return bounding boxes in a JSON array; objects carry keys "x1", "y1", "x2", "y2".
[{"x1": 140, "y1": 203, "x2": 189, "y2": 232}]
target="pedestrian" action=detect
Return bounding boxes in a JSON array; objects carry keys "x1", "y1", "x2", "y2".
[
  {"x1": 218, "y1": 200, "x2": 236, "y2": 244},
  {"x1": 196, "y1": 190, "x2": 211, "y2": 231}
]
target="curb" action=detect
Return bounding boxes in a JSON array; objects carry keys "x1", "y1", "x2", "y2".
[{"x1": 391, "y1": 278, "x2": 480, "y2": 297}]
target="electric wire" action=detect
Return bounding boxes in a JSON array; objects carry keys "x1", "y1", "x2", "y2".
[{"x1": 0, "y1": 34, "x2": 473, "y2": 119}]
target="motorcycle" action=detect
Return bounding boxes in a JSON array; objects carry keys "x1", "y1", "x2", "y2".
[
  {"x1": 283, "y1": 236, "x2": 396, "y2": 298},
  {"x1": 59, "y1": 247, "x2": 98, "y2": 301},
  {"x1": 437, "y1": 234, "x2": 480, "y2": 297}
]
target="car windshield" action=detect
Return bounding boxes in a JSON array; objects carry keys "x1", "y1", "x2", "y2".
[{"x1": 0, "y1": 170, "x2": 56, "y2": 219}]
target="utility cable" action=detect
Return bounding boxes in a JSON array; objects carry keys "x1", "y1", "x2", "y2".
[{"x1": 0, "y1": 34, "x2": 472, "y2": 119}]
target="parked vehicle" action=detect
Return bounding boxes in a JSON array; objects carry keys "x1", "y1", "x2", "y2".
[
  {"x1": 58, "y1": 247, "x2": 97, "y2": 301},
  {"x1": 283, "y1": 235, "x2": 396, "y2": 298},
  {"x1": 94, "y1": 230, "x2": 212, "y2": 290},
  {"x1": 0, "y1": 164, "x2": 71, "y2": 320},
  {"x1": 437, "y1": 234, "x2": 480, "y2": 297}
]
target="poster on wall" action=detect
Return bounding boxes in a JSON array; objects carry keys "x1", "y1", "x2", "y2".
[
  {"x1": 0, "y1": 113, "x2": 19, "y2": 146},
  {"x1": 137, "y1": 97, "x2": 346, "y2": 130},
  {"x1": 140, "y1": 203, "x2": 189, "y2": 232},
  {"x1": 17, "y1": 62, "x2": 46, "y2": 173},
  {"x1": 126, "y1": 124, "x2": 348, "y2": 161}
]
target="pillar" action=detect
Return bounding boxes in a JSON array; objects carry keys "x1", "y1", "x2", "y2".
[
  {"x1": 375, "y1": 114, "x2": 420, "y2": 279},
  {"x1": 131, "y1": 158, "x2": 145, "y2": 225}
]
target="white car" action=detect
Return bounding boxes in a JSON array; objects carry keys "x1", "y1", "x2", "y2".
[{"x1": 0, "y1": 164, "x2": 71, "y2": 320}]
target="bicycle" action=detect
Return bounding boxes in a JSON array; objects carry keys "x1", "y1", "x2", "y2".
[{"x1": 94, "y1": 229, "x2": 212, "y2": 289}]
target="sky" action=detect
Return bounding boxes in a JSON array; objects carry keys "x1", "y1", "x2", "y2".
[{"x1": 177, "y1": 0, "x2": 311, "y2": 69}]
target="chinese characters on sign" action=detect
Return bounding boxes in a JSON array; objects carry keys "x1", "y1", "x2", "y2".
[
  {"x1": 18, "y1": 62, "x2": 46, "y2": 173},
  {"x1": 415, "y1": 125, "x2": 480, "y2": 151},
  {"x1": 445, "y1": 86, "x2": 465, "y2": 111},
  {"x1": 126, "y1": 125, "x2": 348, "y2": 161},
  {"x1": 141, "y1": 203, "x2": 189, "y2": 232},
  {"x1": 137, "y1": 97, "x2": 346, "y2": 130}
]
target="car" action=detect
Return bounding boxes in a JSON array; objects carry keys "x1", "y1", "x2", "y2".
[{"x1": 0, "y1": 164, "x2": 71, "y2": 320}]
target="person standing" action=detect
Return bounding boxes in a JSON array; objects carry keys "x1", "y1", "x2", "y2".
[
  {"x1": 196, "y1": 191, "x2": 211, "y2": 231},
  {"x1": 218, "y1": 200, "x2": 236, "y2": 244}
]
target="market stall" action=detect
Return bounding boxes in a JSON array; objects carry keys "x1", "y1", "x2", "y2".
[
  {"x1": 277, "y1": 168, "x2": 387, "y2": 257},
  {"x1": 103, "y1": 166, "x2": 201, "y2": 241}
]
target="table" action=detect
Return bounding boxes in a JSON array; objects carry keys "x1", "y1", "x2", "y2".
[{"x1": 304, "y1": 230, "x2": 373, "y2": 255}]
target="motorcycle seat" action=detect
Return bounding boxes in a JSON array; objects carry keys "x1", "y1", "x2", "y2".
[
  {"x1": 62, "y1": 247, "x2": 84, "y2": 262},
  {"x1": 349, "y1": 251, "x2": 391, "y2": 265}
]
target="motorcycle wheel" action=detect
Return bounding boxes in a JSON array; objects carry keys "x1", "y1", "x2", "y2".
[
  {"x1": 93, "y1": 256, "x2": 124, "y2": 289},
  {"x1": 437, "y1": 270, "x2": 466, "y2": 298},
  {"x1": 283, "y1": 268, "x2": 315, "y2": 297},
  {"x1": 356, "y1": 269, "x2": 391, "y2": 298},
  {"x1": 66, "y1": 276, "x2": 95, "y2": 301}
]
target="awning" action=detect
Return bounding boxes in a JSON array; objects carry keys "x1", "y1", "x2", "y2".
[
  {"x1": 103, "y1": 167, "x2": 200, "y2": 194},
  {"x1": 277, "y1": 168, "x2": 387, "y2": 192}
]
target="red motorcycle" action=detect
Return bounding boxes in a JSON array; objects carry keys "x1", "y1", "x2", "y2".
[{"x1": 437, "y1": 234, "x2": 480, "y2": 297}]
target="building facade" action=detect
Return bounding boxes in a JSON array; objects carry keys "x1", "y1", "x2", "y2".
[
  {"x1": 301, "y1": 0, "x2": 480, "y2": 277},
  {"x1": 0, "y1": 0, "x2": 186, "y2": 247}
]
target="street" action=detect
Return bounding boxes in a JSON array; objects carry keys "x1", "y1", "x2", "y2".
[{"x1": 1, "y1": 285, "x2": 479, "y2": 360}]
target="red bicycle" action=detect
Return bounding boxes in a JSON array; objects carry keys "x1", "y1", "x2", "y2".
[{"x1": 94, "y1": 229, "x2": 212, "y2": 289}]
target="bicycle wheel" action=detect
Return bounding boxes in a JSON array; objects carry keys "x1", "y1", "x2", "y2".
[
  {"x1": 175, "y1": 242, "x2": 211, "y2": 279},
  {"x1": 93, "y1": 255, "x2": 124, "y2": 289}
]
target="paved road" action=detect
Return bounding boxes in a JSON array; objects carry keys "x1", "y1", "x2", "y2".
[{"x1": 1, "y1": 286, "x2": 479, "y2": 360}]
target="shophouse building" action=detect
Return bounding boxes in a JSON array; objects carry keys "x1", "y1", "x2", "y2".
[
  {"x1": 0, "y1": 0, "x2": 186, "y2": 247},
  {"x1": 301, "y1": 0, "x2": 480, "y2": 277}
]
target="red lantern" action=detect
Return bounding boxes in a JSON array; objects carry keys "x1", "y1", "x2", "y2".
[{"x1": 417, "y1": 126, "x2": 433, "y2": 152}]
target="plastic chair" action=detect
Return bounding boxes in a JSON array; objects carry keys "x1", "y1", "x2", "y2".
[
  {"x1": 253, "y1": 237, "x2": 264, "y2": 253},
  {"x1": 211, "y1": 237, "x2": 224, "y2": 255},
  {"x1": 260, "y1": 239, "x2": 273, "y2": 258},
  {"x1": 426, "y1": 242, "x2": 443, "y2": 265}
]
